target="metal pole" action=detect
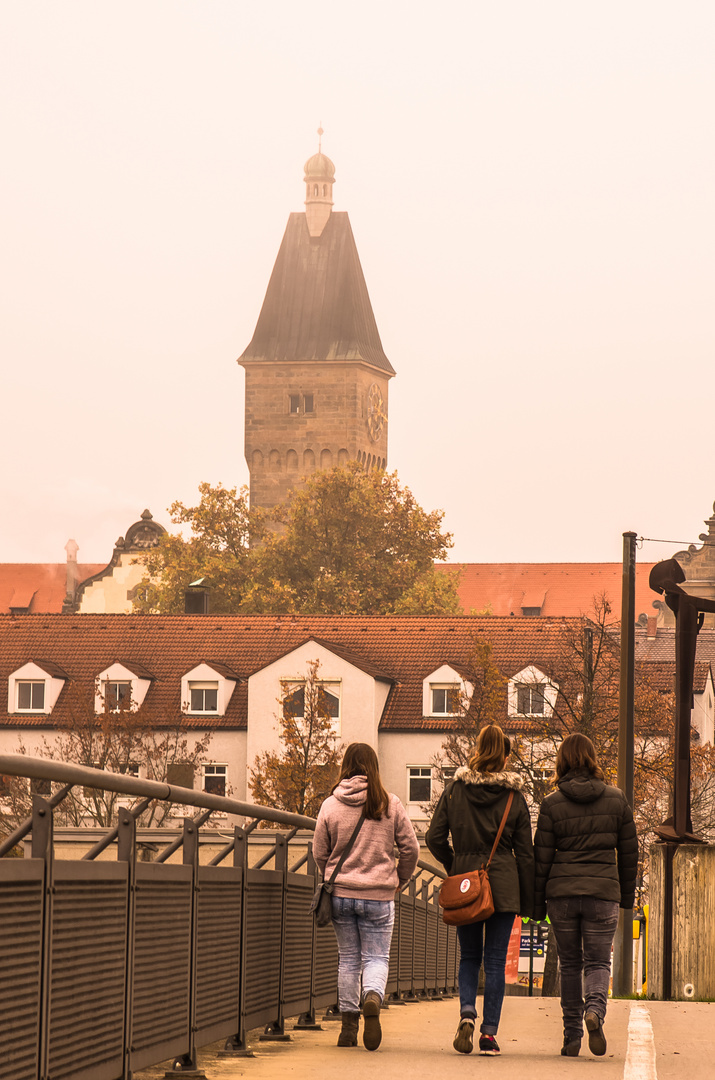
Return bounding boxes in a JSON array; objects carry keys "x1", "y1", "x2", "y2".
[{"x1": 613, "y1": 530, "x2": 636, "y2": 995}]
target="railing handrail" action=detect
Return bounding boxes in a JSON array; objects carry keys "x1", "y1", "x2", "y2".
[{"x1": 0, "y1": 753, "x2": 316, "y2": 829}]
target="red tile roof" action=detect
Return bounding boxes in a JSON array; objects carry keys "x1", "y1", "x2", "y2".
[
  {"x1": 0, "y1": 564, "x2": 105, "y2": 614},
  {"x1": 438, "y1": 563, "x2": 659, "y2": 621},
  {"x1": 0, "y1": 613, "x2": 691, "y2": 735}
]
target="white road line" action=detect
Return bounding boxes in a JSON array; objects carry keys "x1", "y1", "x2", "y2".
[{"x1": 624, "y1": 1003, "x2": 658, "y2": 1080}]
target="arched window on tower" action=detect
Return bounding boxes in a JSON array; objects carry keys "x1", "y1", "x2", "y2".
[
  {"x1": 320, "y1": 449, "x2": 333, "y2": 469},
  {"x1": 251, "y1": 449, "x2": 264, "y2": 469},
  {"x1": 269, "y1": 450, "x2": 281, "y2": 471},
  {"x1": 323, "y1": 184, "x2": 327, "y2": 196},
  {"x1": 286, "y1": 450, "x2": 298, "y2": 470},
  {"x1": 303, "y1": 448, "x2": 315, "y2": 471},
  {"x1": 313, "y1": 184, "x2": 319, "y2": 196},
  {"x1": 338, "y1": 449, "x2": 349, "y2": 465}
]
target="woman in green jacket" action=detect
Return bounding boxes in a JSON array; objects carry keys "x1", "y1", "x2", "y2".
[{"x1": 425, "y1": 724, "x2": 534, "y2": 1057}]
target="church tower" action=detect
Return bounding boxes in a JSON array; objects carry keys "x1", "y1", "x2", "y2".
[{"x1": 237, "y1": 132, "x2": 395, "y2": 511}]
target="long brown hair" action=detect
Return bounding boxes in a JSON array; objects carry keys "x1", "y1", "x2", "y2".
[
  {"x1": 554, "y1": 732, "x2": 605, "y2": 781},
  {"x1": 469, "y1": 723, "x2": 511, "y2": 774},
  {"x1": 333, "y1": 742, "x2": 390, "y2": 820}
]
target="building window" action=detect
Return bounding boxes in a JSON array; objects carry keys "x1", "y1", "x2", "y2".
[
  {"x1": 30, "y1": 776, "x2": 52, "y2": 796},
  {"x1": 189, "y1": 682, "x2": 218, "y2": 713},
  {"x1": 104, "y1": 681, "x2": 132, "y2": 711},
  {"x1": 167, "y1": 762, "x2": 195, "y2": 788},
  {"x1": 304, "y1": 393, "x2": 314, "y2": 413},
  {"x1": 408, "y1": 767, "x2": 432, "y2": 804},
  {"x1": 282, "y1": 681, "x2": 340, "y2": 733},
  {"x1": 289, "y1": 393, "x2": 314, "y2": 415},
  {"x1": 203, "y1": 764, "x2": 227, "y2": 797},
  {"x1": 290, "y1": 394, "x2": 301, "y2": 414},
  {"x1": 431, "y1": 684, "x2": 460, "y2": 715},
  {"x1": 531, "y1": 767, "x2": 552, "y2": 800},
  {"x1": 521, "y1": 606, "x2": 541, "y2": 617},
  {"x1": 516, "y1": 685, "x2": 545, "y2": 715},
  {"x1": 17, "y1": 681, "x2": 45, "y2": 712}
]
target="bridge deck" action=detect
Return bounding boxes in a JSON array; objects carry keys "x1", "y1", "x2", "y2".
[{"x1": 133, "y1": 996, "x2": 709, "y2": 1080}]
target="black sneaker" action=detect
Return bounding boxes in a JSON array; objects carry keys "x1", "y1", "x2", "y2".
[
  {"x1": 561, "y1": 1036, "x2": 581, "y2": 1056},
  {"x1": 479, "y1": 1034, "x2": 501, "y2": 1056},
  {"x1": 584, "y1": 1012, "x2": 607, "y2": 1056},
  {"x1": 453, "y1": 1018, "x2": 474, "y2": 1054}
]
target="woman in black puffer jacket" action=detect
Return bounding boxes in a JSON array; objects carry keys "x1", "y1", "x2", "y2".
[
  {"x1": 426, "y1": 724, "x2": 534, "y2": 1058},
  {"x1": 533, "y1": 733, "x2": 637, "y2": 1060}
]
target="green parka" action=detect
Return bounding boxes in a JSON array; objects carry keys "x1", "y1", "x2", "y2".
[{"x1": 425, "y1": 768, "x2": 535, "y2": 917}]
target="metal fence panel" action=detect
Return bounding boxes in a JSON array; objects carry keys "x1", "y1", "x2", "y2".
[
  {"x1": 46, "y1": 861, "x2": 128, "y2": 1080},
  {"x1": 398, "y1": 897, "x2": 415, "y2": 984},
  {"x1": 412, "y1": 902, "x2": 427, "y2": 990},
  {"x1": 130, "y1": 862, "x2": 193, "y2": 1072},
  {"x1": 425, "y1": 903, "x2": 438, "y2": 987},
  {"x1": 194, "y1": 865, "x2": 242, "y2": 1047},
  {"x1": 313, "y1": 920, "x2": 339, "y2": 1009},
  {"x1": 0, "y1": 859, "x2": 44, "y2": 1080},
  {"x1": 242, "y1": 868, "x2": 283, "y2": 1031},
  {"x1": 283, "y1": 875, "x2": 313, "y2": 1017}
]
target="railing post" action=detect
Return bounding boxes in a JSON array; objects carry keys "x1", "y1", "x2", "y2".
[
  {"x1": 219, "y1": 826, "x2": 255, "y2": 1057},
  {"x1": 401, "y1": 877, "x2": 419, "y2": 1001},
  {"x1": 260, "y1": 833, "x2": 291, "y2": 1041},
  {"x1": 167, "y1": 817, "x2": 204, "y2": 1076},
  {"x1": 294, "y1": 842, "x2": 322, "y2": 1030},
  {"x1": 117, "y1": 809, "x2": 137, "y2": 1080},
  {"x1": 33, "y1": 795, "x2": 54, "y2": 1080}
]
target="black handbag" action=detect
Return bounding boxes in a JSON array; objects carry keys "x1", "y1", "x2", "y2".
[{"x1": 310, "y1": 812, "x2": 365, "y2": 927}]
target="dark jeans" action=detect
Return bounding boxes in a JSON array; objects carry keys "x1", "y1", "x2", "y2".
[
  {"x1": 547, "y1": 896, "x2": 620, "y2": 1041},
  {"x1": 456, "y1": 911, "x2": 516, "y2": 1035}
]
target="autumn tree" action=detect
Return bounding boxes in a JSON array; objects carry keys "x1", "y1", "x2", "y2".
[
  {"x1": 249, "y1": 659, "x2": 343, "y2": 821},
  {"x1": 133, "y1": 481, "x2": 265, "y2": 614},
  {"x1": 1, "y1": 682, "x2": 212, "y2": 829},
  {"x1": 135, "y1": 464, "x2": 461, "y2": 616}
]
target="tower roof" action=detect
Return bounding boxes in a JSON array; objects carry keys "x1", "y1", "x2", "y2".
[{"x1": 238, "y1": 211, "x2": 394, "y2": 375}]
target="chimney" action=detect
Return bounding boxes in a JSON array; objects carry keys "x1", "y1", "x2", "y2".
[
  {"x1": 65, "y1": 539, "x2": 79, "y2": 601},
  {"x1": 185, "y1": 579, "x2": 210, "y2": 615},
  {"x1": 646, "y1": 616, "x2": 657, "y2": 640}
]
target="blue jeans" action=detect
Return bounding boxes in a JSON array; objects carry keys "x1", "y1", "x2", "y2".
[
  {"x1": 331, "y1": 896, "x2": 395, "y2": 1012},
  {"x1": 456, "y1": 911, "x2": 516, "y2": 1035},
  {"x1": 547, "y1": 896, "x2": 620, "y2": 1041}
]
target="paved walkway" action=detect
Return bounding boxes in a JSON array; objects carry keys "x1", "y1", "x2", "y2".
[{"x1": 133, "y1": 996, "x2": 714, "y2": 1080}]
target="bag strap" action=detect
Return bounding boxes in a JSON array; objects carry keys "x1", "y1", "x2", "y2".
[
  {"x1": 484, "y1": 791, "x2": 514, "y2": 870},
  {"x1": 326, "y1": 811, "x2": 366, "y2": 885}
]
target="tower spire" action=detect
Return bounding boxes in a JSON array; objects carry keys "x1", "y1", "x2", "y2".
[{"x1": 303, "y1": 129, "x2": 335, "y2": 237}]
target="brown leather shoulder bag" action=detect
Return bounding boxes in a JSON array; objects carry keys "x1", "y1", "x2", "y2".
[{"x1": 438, "y1": 790, "x2": 514, "y2": 926}]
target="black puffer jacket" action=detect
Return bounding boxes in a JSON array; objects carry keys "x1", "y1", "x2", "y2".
[
  {"x1": 425, "y1": 768, "x2": 534, "y2": 917},
  {"x1": 533, "y1": 767, "x2": 638, "y2": 921}
]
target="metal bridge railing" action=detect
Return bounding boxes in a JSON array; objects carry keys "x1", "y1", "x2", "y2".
[{"x1": 0, "y1": 754, "x2": 457, "y2": 1080}]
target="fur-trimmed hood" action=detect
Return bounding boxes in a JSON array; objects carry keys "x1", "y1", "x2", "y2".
[{"x1": 453, "y1": 767, "x2": 526, "y2": 792}]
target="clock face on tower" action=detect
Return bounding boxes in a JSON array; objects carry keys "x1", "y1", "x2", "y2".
[{"x1": 367, "y1": 382, "x2": 386, "y2": 442}]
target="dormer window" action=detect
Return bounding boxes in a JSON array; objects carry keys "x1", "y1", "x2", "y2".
[
  {"x1": 189, "y1": 682, "x2": 218, "y2": 713},
  {"x1": 431, "y1": 685, "x2": 460, "y2": 715},
  {"x1": 95, "y1": 662, "x2": 153, "y2": 713},
  {"x1": 17, "y1": 680, "x2": 45, "y2": 712},
  {"x1": 508, "y1": 666, "x2": 558, "y2": 718},
  {"x1": 423, "y1": 664, "x2": 471, "y2": 718},
  {"x1": 182, "y1": 663, "x2": 239, "y2": 717},
  {"x1": 105, "y1": 681, "x2": 132, "y2": 711},
  {"x1": 282, "y1": 679, "x2": 341, "y2": 734},
  {"x1": 8, "y1": 661, "x2": 68, "y2": 716}
]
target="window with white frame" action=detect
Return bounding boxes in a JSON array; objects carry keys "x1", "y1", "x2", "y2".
[
  {"x1": 516, "y1": 684, "x2": 545, "y2": 715},
  {"x1": 189, "y1": 681, "x2": 219, "y2": 713},
  {"x1": 17, "y1": 680, "x2": 45, "y2": 712},
  {"x1": 203, "y1": 764, "x2": 227, "y2": 797},
  {"x1": 507, "y1": 666, "x2": 558, "y2": 718},
  {"x1": 282, "y1": 680, "x2": 341, "y2": 734},
  {"x1": 104, "y1": 680, "x2": 132, "y2": 711},
  {"x1": 430, "y1": 684, "x2": 460, "y2": 715},
  {"x1": 407, "y1": 766, "x2": 432, "y2": 804}
]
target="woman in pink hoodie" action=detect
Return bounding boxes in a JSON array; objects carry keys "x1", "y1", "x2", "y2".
[{"x1": 313, "y1": 742, "x2": 419, "y2": 1051}]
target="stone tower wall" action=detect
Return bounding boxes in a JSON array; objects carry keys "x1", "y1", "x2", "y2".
[{"x1": 244, "y1": 362, "x2": 389, "y2": 509}]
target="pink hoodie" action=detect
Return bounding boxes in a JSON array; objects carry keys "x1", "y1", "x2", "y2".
[{"x1": 312, "y1": 776, "x2": 420, "y2": 901}]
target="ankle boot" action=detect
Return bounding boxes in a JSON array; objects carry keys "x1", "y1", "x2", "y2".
[
  {"x1": 362, "y1": 990, "x2": 382, "y2": 1051},
  {"x1": 337, "y1": 1011, "x2": 360, "y2": 1047}
]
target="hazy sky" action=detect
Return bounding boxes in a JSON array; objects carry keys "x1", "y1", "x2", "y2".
[{"x1": 2, "y1": 2, "x2": 714, "y2": 568}]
